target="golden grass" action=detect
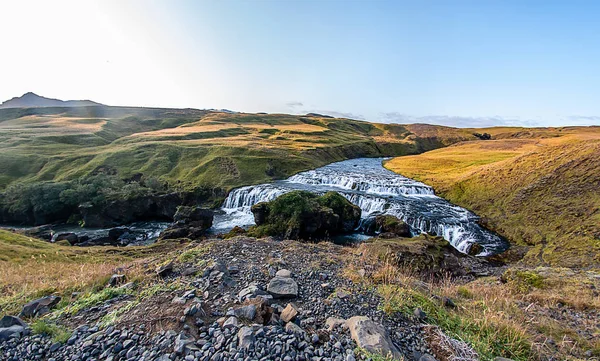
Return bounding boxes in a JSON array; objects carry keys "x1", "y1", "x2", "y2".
[
  {"x1": 385, "y1": 127, "x2": 600, "y2": 268},
  {"x1": 0, "y1": 229, "x2": 183, "y2": 316},
  {"x1": 345, "y1": 240, "x2": 600, "y2": 361}
]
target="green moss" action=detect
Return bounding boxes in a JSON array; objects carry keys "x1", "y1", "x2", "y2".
[{"x1": 502, "y1": 269, "x2": 545, "y2": 292}]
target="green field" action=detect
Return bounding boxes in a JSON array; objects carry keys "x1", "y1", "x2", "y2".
[{"x1": 0, "y1": 106, "x2": 481, "y2": 191}]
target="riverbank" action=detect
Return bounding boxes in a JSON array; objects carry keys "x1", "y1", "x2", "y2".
[{"x1": 2, "y1": 232, "x2": 598, "y2": 360}]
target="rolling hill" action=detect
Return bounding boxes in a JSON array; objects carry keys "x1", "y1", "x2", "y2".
[{"x1": 385, "y1": 126, "x2": 600, "y2": 268}]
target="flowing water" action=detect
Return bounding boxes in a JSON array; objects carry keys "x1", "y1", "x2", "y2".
[{"x1": 213, "y1": 158, "x2": 508, "y2": 255}]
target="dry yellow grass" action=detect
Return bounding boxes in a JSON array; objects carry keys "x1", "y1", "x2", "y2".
[
  {"x1": 385, "y1": 127, "x2": 600, "y2": 268},
  {"x1": 344, "y1": 240, "x2": 600, "y2": 360}
]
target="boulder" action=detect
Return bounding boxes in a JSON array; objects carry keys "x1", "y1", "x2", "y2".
[
  {"x1": 0, "y1": 316, "x2": 27, "y2": 328},
  {"x1": 375, "y1": 215, "x2": 412, "y2": 237},
  {"x1": 346, "y1": 316, "x2": 404, "y2": 360},
  {"x1": 160, "y1": 206, "x2": 214, "y2": 240},
  {"x1": 231, "y1": 304, "x2": 257, "y2": 321},
  {"x1": 275, "y1": 269, "x2": 292, "y2": 278},
  {"x1": 250, "y1": 190, "x2": 361, "y2": 240},
  {"x1": 267, "y1": 277, "x2": 298, "y2": 298},
  {"x1": 156, "y1": 261, "x2": 174, "y2": 277},
  {"x1": 0, "y1": 325, "x2": 27, "y2": 341},
  {"x1": 237, "y1": 326, "x2": 255, "y2": 349},
  {"x1": 107, "y1": 274, "x2": 126, "y2": 287},
  {"x1": 20, "y1": 296, "x2": 61, "y2": 318},
  {"x1": 173, "y1": 206, "x2": 213, "y2": 229},
  {"x1": 325, "y1": 317, "x2": 346, "y2": 331},
  {"x1": 53, "y1": 233, "x2": 78, "y2": 245}
]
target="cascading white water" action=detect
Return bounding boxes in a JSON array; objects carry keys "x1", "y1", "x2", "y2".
[{"x1": 213, "y1": 158, "x2": 507, "y2": 255}]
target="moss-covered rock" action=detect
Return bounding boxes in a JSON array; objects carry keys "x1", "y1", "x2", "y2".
[{"x1": 248, "y1": 191, "x2": 361, "y2": 240}]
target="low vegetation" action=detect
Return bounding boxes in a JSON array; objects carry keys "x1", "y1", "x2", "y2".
[
  {"x1": 0, "y1": 229, "x2": 183, "y2": 316},
  {"x1": 349, "y1": 238, "x2": 600, "y2": 361}
]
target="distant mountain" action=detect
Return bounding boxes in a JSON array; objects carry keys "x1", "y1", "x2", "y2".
[{"x1": 0, "y1": 92, "x2": 103, "y2": 109}]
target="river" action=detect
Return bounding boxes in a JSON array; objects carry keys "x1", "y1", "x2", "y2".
[{"x1": 211, "y1": 158, "x2": 508, "y2": 255}]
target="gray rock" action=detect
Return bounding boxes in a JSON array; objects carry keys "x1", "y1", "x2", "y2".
[
  {"x1": 231, "y1": 304, "x2": 257, "y2": 320},
  {"x1": 156, "y1": 261, "x2": 174, "y2": 277},
  {"x1": 19, "y1": 295, "x2": 61, "y2": 318},
  {"x1": 0, "y1": 325, "x2": 26, "y2": 341},
  {"x1": 237, "y1": 326, "x2": 255, "y2": 349},
  {"x1": 285, "y1": 322, "x2": 306, "y2": 336},
  {"x1": 276, "y1": 269, "x2": 292, "y2": 278},
  {"x1": 419, "y1": 355, "x2": 438, "y2": 361},
  {"x1": 346, "y1": 316, "x2": 404, "y2": 360},
  {"x1": 267, "y1": 277, "x2": 298, "y2": 298},
  {"x1": 223, "y1": 316, "x2": 239, "y2": 329},
  {"x1": 0, "y1": 315, "x2": 27, "y2": 328},
  {"x1": 108, "y1": 274, "x2": 126, "y2": 287}
]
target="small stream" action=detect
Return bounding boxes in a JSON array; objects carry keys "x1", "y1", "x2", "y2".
[{"x1": 212, "y1": 158, "x2": 508, "y2": 255}]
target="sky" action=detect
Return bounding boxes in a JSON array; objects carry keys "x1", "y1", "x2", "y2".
[{"x1": 1, "y1": 0, "x2": 599, "y2": 127}]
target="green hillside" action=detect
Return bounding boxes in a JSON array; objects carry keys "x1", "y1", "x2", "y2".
[
  {"x1": 0, "y1": 106, "x2": 479, "y2": 191},
  {"x1": 386, "y1": 127, "x2": 600, "y2": 268}
]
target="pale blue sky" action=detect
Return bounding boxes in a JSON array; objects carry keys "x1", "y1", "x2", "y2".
[{"x1": 1, "y1": 0, "x2": 599, "y2": 127}]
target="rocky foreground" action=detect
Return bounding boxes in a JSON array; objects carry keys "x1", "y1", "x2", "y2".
[{"x1": 1, "y1": 236, "x2": 502, "y2": 361}]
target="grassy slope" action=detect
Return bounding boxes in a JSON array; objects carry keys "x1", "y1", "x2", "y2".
[
  {"x1": 385, "y1": 127, "x2": 600, "y2": 268},
  {"x1": 0, "y1": 107, "x2": 479, "y2": 191},
  {"x1": 0, "y1": 228, "x2": 182, "y2": 315}
]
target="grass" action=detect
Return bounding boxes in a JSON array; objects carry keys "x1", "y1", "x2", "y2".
[
  {"x1": 385, "y1": 127, "x2": 600, "y2": 268},
  {"x1": 0, "y1": 106, "x2": 480, "y2": 191},
  {"x1": 31, "y1": 319, "x2": 71, "y2": 343},
  {"x1": 0, "y1": 229, "x2": 184, "y2": 316},
  {"x1": 347, "y1": 238, "x2": 600, "y2": 361}
]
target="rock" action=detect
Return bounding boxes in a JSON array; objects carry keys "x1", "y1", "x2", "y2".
[
  {"x1": 346, "y1": 316, "x2": 404, "y2": 360},
  {"x1": 79, "y1": 193, "x2": 182, "y2": 228},
  {"x1": 174, "y1": 333, "x2": 197, "y2": 354},
  {"x1": 20, "y1": 295, "x2": 61, "y2": 318},
  {"x1": 237, "y1": 326, "x2": 255, "y2": 349},
  {"x1": 250, "y1": 191, "x2": 361, "y2": 239},
  {"x1": 231, "y1": 304, "x2": 257, "y2": 320},
  {"x1": 325, "y1": 317, "x2": 346, "y2": 331},
  {"x1": 173, "y1": 206, "x2": 213, "y2": 227},
  {"x1": 443, "y1": 297, "x2": 456, "y2": 308},
  {"x1": 107, "y1": 274, "x2": 126, "y2": 287},
  {"x1": 267, "y1": 277, "x2": 298, "y2": 298},
  {"x1": 108, "y1": 227, "x2": 129, "y2": 240},
  {"x1": 285, "y1": 322, "x2": 306, "y2": 336},
  {"x1": 466, "y1": 243, "x2": 483, "y2": 256},
  {"x1": 374, "y1": 215, "x2": 412, "y2": 238},
  {"x1": 0, "y1": 316, "x2": 27, "y2": 328},
  {"x1": 160, "y1": 206, "x2": 214, "y2": 240},
  {"x1": 280, "y1": 303, "x2": 299, "y2": 323},
  {"x1": 414, "y1": 308, "x2": 427, "y2": 320},
  {"x1": 238, "y1": 284, "x2": 272, "y2": 302},
  {"x1": 156, "y1": 261, "x2": 174, "y2": 277},
  {"x1": 53, "y1": 232, "x2": 79, "y2": 245},
  {"x1": 223, "y1": 316, "x2": 239, "y2": 329},
  {"x1": 419, "y1": 355, "x2": 438, "y2": 361},
  {"x1": 0, "y1": 325, "x2": 26, "y2": 341},
  {"x1": 276, "y1": 269, "x2": 292, "y2": 278}
]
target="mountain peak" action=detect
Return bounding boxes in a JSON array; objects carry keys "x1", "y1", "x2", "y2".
[{"x1": 0, "y1": 92, "x2": 103, "y2": 109}]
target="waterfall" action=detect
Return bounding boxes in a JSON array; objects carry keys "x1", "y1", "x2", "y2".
[{"x1": 214, "y1": 158, "x2": 507, "y2": 255}]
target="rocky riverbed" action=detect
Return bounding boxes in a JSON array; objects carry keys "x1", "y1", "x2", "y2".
[{"x1": 0, "y1": 235, "x2": 498, "y2": 361}]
